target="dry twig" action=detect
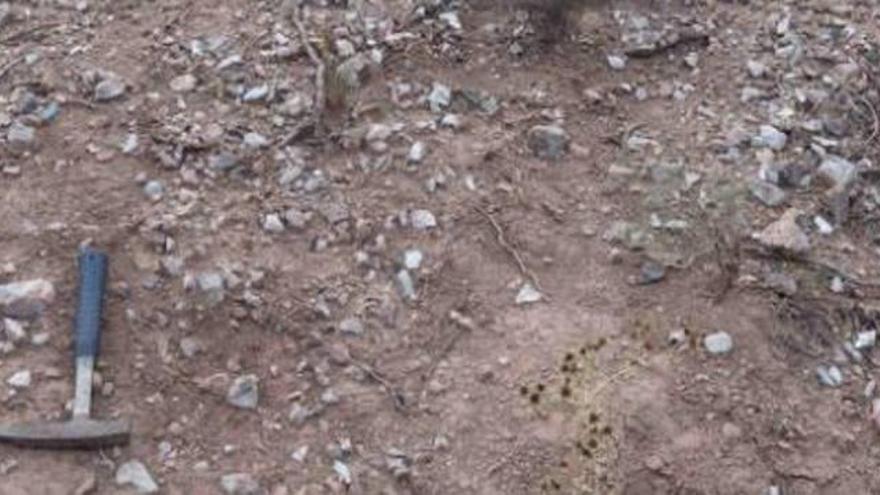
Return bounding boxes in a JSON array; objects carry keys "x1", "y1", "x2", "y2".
[
  {"x1": 350, "y1": 358, "x2": 407, "y2": 412},
  {"x1": 475, "y1": 206, "x2": 544, "y2": 293}
]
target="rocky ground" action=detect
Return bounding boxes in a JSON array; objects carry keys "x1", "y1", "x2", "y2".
[{"x1": 2, "y1": 0, "x2": 880, "y2": 493}]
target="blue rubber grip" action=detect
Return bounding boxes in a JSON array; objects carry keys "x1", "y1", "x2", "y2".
[{"x1": 75, "y1": 248, "x2": 108, "y2": 359}]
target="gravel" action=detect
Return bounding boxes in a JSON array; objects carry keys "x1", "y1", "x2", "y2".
[
  {"x1": 115, "y1": 460, "x2": 159, "y2": 494},
  {"x1": 704, "y1": 331, "x2": 733, "y2": 355},
  {"x1": 227, "y1": 374, "x2": 259, "y2": 409}
]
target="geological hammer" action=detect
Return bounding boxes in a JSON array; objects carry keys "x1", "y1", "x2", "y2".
[{"x1": 0, "y1": 248, "x2": 131, "y2": 449}]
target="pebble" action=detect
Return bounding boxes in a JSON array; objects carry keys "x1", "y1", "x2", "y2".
[
  {"x1": 6, "y1": 122, "x2": 36, "y2": 148},
  {"x1": 830, "y1": 276, "x2": 845, "y2": 294},
  {"x1": 242, "y1": 85, "x2": 269, "y2": 103},
  {"x1": 0, "y1": 279, "x2": 55, "y2": 319},
  {"x1": 814, "y1": 216, "x2": 834, "y2": 235},
  {"x1": 262, "y1": 213, "x2": 285, "y2": 233},
  {"x1": 754, "y1": 209, "x2": 810, "y2": 254},
  {"x1": 854, "y1": 330, "x2": 876, "y2": 350},
  {"x1": 179, "y1": 337, "x2": 203, "y2": 358},
  {"x1": 291, "y1": 446, "x2": 309, "y2": 462},
  {"x1": 816, "y1": 155, "x2": 857, "y2": 189},
  {"x1": 749, "y1": 180, "x2": 787, "y2": 207},
  {"x1": 227, "y1": 374, "x2": 259, "y2": 409},
  {"x1": 396, "y1": 269, "x2": 417, "y2": 301},
  {"x1": 94, "y1": 78, "x2": 127, "y2": 102},
  {"x1": 208, "y1": 153, "x2": 239, "y2": 172},
  {"x1": 440, "y1": 113, "x2": 462, "y2": 129},
  {"x1": 338, "y1": 317, "x2": 364, "y2": 336},
  {"x1": 515, "y1": 283, "x2": 542, "y2": 305},
  {"x1": 115, "y1": 460, "x2": 159, "y2": 494},
  {"x1": 143, "y1": 180, "x2": 164, "y2": 201},
  {"x1": 410, "y1": 209, "x2": 437, "y2": 230},
  {"x1": 763, "y1": 272, "x2": 798, "y2": 296},
  {"x1": 196, "y1": 272, "x2": 224, "y2": 292},
  {"x1": 333, "y1": 461, "x2": 352, "y2": 485},
  {"x1": 170, "y1": 74, "x2": 198, "y2": 92},
  {"x1": 6, "y1": 370, "x2": 31, "y2": 388},
  {"x1": 221, "y1": 473, "x2": 262, "y2": 495},
  {"x1": 243, "y1": 132, "x2": 269, "y2": 149},
  {"x1": 3, "y1": 318, "x2": 26, "y2": 343},
  {"x1": 607, "y1": 54, "x2": 628, "y2": 70},
  {"x1": 427, "y1": 82, "x2": 451, "y2": 112},
  {"x1": 30, "y1": 331, "x2": 50, "y2": 346},
  {"x1": 636, "y1": 261, "x2": 666, "y2": 285},
  {"x1": 746, "y1": 60, "x2": 768, "y2": 78},
  {"x1": 527, "y1": 125, "x2": 569, "y2": 160},
  {"x1": 751, "y1": 125, "x2": 787, "y2": 151},
  {"x1": 816, "y1": 364, "x2": 843, "y2": 387},
  {"x1": 403, "y1": 249, "x2": 423, "y2": 270},
  {"x1": 407, "y1": 141, "x2": 426, "y2": 165},
  {"x1": 667, "y1": 329, "x2": 687, "y2": 346},
  {"x1": 439, "y1": 11, "x2": 462, "y2": 30},
  {"x1": 704, "y1": 331, "x2": 733, "y2": 355}
]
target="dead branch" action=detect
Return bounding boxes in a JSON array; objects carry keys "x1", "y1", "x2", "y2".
[{"x1": 475, "y1": 206, "x2": 544, "y2": 294}]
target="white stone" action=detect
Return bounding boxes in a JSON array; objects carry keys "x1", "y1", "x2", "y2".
[
  {"x1": 704, "y1": 331, "x2": 733, "y2": 355},
  {"x1": 115, "y1": 460, "x2": 159, "y2": 494},
  {"x1": 6, "y1": 370, "x2": 31, "y2": 388}
]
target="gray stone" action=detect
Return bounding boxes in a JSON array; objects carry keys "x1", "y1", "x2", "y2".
[
  {"x1": 607, "y1": 54, "x2": 628, "y2": 70},
  {"x1": 704, "y1": 331, "x2": 733, "y2": 355},
  {"x1": 170, "y1": 74, "x2": 198, "y2": 92},
  {"x1": 30, "y1": 332, "x2": 49, "y2": 346},
  {"x1": 751, "y1": 125, "x2": 787, "y2": 150},
  {"x1": 262, "y1": 213, "x2": 285, "y2": 233},
  {"x1": 763, "y1": 272, "x2": 798, "y2": 296},
  {"x1": 439, "y1": 11, "x2": 462, "y2": 30},
  {"x1": 855, "y1": 330, "x2": 876, "y2": 350},
  {"x1": 814, "y1": 215, "x2": 834, "y2": 235},
  {"x1": 161, "y1": 256, "x2": 184, "y2": 276},
  {"x1": 37, "y1": 102, "x2": 60, "y2": 123},
  {"x1": 94, "y1": 78, "x2": 126, "y2": 102},
  {"x1": 749, "y1": 180, "x2": 787, "y2": 207},
  {"x1": 0, "y1": 279, "x2": 55, "y2": 316},
  {"x1": 115, "y1": 460, "x2": 159, "y2": 494},
  {"x1": 179, "y1": 337, "x2": 203, "y2": 358},
  {"x1": 410, "y1": 209, "x2": 437, "y2": 230},
  {"x1": 816, "y1": 155, "x2": 857, "y2": 189},
  {"x1": 243, "y1": 132, "x2": 269, "y2": 149},
  {"x1": 221, "y1": 473, "x2": 263, "y2": 495},
  {"x1": 6, "y1": 369, "x2": 31, "y2": 388},
  {"x1": 7, "y1": 122, "x2": 35, "y2": 148},
  {"x1": 403, "y1": 249, "x2": 423, "y2": 270},
  {"x1": 746, "y1": 60, "x2": 768, "y2": 78},
  {"x1": 816, "y1": 364, "x2": 843, "y2": 387},
  {"x1": 637, "y1": 261, "x2": 666, "y2": 285},
  {"x1": 209, "y1": 153, "x2": 239, "y2": 172},
  {"x1": 528, "y1": 125, "x2": 569, "y2": 160},
  {"x1": 754, "y1": 209, "x2": 810, "y2": 254},
  {"x1": 242, "y1": 85, "x2": 269, "y2": 103},
  {"x1": 338, "y1": 317, "x2": 364, "y2": 336},
  {"x1": 515, "y1": 283, "x2": 542, "y2": 305},
  {"x1": 3, "y1": 318, "x2": 26, "y2": 343},
  {"x1": 196, "y1": 272, "x2": 224, "y2": 292},
  {"x1": 143, "y1": 180, "x2": 164, "y2": 201},
  {"x1": 227, "y1": 374, "x2": 259, "y2": 409},
  {"x1": 407, "y1": 141, "x2": 426, "y2": 165},
  {"x1": 395, "y1": 269, "x2": 416, "y2": 301},
  {"x1": 283, "y1": 209, "x2": 310, "y2": 230},
  {"x1": 427, "y1": 82, "x2": 451, "y2": 112}
]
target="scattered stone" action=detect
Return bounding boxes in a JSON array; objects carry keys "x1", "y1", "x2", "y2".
[
  {"x1": 410, "y1": 209, "x2": 437, "y2": 230},
  {"x1": 751, "y1": 125, "x2": 787, "y2": 151},
  {"x1": 243, "y1": 132, "x2": 269, "y2": 149},
  {"x1": 816, "y1": 364, "x2": 843, "y2": 388},
  {"x1": 290, "y1": 446, "x2": 309, "y2": 462},
  {"x1": 262, "y1": 213, "x2": 285, "y2": 233},
  {"x1": 220, "y1": 473, "x2": 263, "y2": 495},
  {"x1": 754, "y1": 209, "x2": 810, "y2": 254},
  {"x1": 333, "y1": 461, "x2": 352, "y2": 485},
  {"x1": 143, "y1": 180, "x2": 164, "y2": 201},
  {"x1": 830, "y1": 276, "x2": 845, "y2": 294},
  {"x1": 242, "y1": 85, "x2": 269, "y2": 103},
  {"x1": 403, "y1": 249, "x2": 423, "y2": 270},
  {"x1": 196, "y1": 272, "x2": 224, "y2": 293},
  {"x1": 7, "y1": 122, "x2": 36, "y2": 149},
  {"x1": 439, "y1": 11, "x2": 462, "y2": 30},
  {"x1": 527, "y1": 125, "x2": 569, "y2": 160},
  {"x1": 704, "y1": 331, "x2": 733, "y2": 355},
  {"x1": 635, "y1": 261, "x2": 666, "y2": 285},
  {"x1": 6, "y1": 369, "x2": 31, "y2": 388},
  {"x1": 746, "y1": 60, "x2": 768, "y2": 78},
  {"x1": 440, "y1": 113, "x2": 462, "y2": 129},
  {"x1": 814, "y1": 216, "x2": 834, "y2": 235},
  {"x1": 607, "y1": 54, "x2": 628, "y2": 70},
  {"x1": 179, "y1": 337, "x2": 203, "y2": 358},
  {"x1": 749, "y1": 180, "x2": 786, "y2": 207},
  {"x1": 94, "y1": 78, "x2": 127, "y2": 102},
  {"x1": 683, "y1": 52, "x2": 699, "y2": 68},
  {"x1": 515, "y1": 283, "x2": 542, "y2": 305},
  {"x1": 115, "y1": 460, "x2": 159, "y2": 494},
  {"x1": 395, "y1": 269, "x2": 417, "y2": 301},
  {"x1": 0, "y1": 279, "x2": 55, "y2": 319},
  {"x1": 170, "y1": 74, "x2": 198, "y2": 92},
  {"x1": 427, "y1": 82, "x2": 451, "y2": 112},
  {"x1": 816, "y1": 155, "x2": 857, "y2": 189},
  {"x1": 227, "y1": 374, "x2": 259, "y2": 409},
  {"x1": 208, "y1": 153, "x2": 239, "y2": 172},
  {"x1": 3, "y1": 318, "x2": 26, "y2": 343},
  {"x1": 283, "y1": 208, "x2": 310, "y2": 230},
  {"x1": 338, "y1": 317, "x2": 364, "y2": 336},
  {"x1": 407, "y1": 141, "x2": 426, "y2": 165},
  {"x1": 30, "y1": 332, "x2": 49, "y2": 346},
  {"x1": 854, "y1": 330, "x2": 876, "y2": 350},
  {"x1": 763, "y1": 272, "x2": 798, "y2": 296}
]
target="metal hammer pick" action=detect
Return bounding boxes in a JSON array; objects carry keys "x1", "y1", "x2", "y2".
[{"x1": 0, "y1": 248, "x2": 131, "y2": 449}]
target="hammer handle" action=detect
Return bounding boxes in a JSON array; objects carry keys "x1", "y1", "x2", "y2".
[{"x1": 75, "y1": 248, "x2": 108, "y2": 359}]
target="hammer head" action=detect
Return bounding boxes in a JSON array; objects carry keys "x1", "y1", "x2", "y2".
[{"x1": 0, "y1": 417, "x2": 131, "y2": 449}]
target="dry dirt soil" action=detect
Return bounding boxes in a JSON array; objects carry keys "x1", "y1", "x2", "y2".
[{"x1": 2, "y1": 0, "x2": 880, "y2": 494}]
